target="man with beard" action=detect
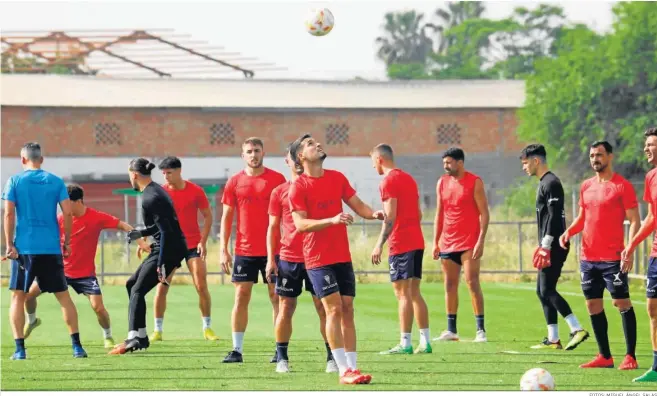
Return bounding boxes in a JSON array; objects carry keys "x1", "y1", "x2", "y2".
[
  {"x1": 432, "y1": 147, "x2": 489, "y2": 343},
  {"x1": 289, "y1": 134, "x2": 382, "y2": 384},
  {"x1": 519, "y1": 144, "x2": 589, "y2": 351},
  {"x1": 560, "y1": 141, "x2": 640, "y2": 370},
  {"x1": 220, "y1": 137, "x2": 286, "y2": 363},
  {"x1": 109, "y1": 158, "x2": 188, "y2": 355},
  {"x1": 621, "y1": 127, "x2": 657, "y2": 383}
]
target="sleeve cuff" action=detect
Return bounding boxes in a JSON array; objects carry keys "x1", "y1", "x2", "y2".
[{"x1": 541, "y1": 235, "x2": 554, "y2": 250}]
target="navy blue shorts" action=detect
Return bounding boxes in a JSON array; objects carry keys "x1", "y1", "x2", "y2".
[
  {"x1": 439, "y1": 251, "x2": 467, "y2": 265},
  {"x1": 232, "y1": 255, "x2": 271, "y2": 284},
  {"x1": 185, "y1": 248, "x2": 201, "y2": 263},
  {"x1": 307, "y1": 262, "x2": 356, "y2": 299},
  {"x1": 66, "y1": 276, "x2": 102, "y2": 295},
  {"x1": 580, "y1": 260, "x2": 630, "y2": 300},
  {"x1": 647, "y1": 257, "x2": 657, "y2": 299},
  {"x1": 9, "y1": 254, "x2": 68, "y2": 294},
  {"x1": 275, "y1": 257, "x2": 315, "y2": 297},
  {"x1": 389, "y1": 249, "x2": 424, "y2": 282}
]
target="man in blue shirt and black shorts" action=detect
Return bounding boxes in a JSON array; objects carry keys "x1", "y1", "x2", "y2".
[{"x1": 2, "y1": 142, "x2": 88, "y2": 360}]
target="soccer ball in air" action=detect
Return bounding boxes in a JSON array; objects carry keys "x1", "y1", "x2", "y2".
[
  {"x1": 305, "y1": 8, "x2": 334, "y2": 36},
  {"x1": 520, "y1": 368, "x2": 555, "y2": 391}
]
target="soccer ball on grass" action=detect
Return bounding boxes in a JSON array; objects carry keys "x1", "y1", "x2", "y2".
[{"x1": 520, "y1": 368, "x2": 555, "y2": 391}]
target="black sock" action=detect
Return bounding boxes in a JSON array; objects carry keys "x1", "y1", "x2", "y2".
[
  {"x1": 325, "y1": 342, "x2": 333, "y2": 361},
  {"x1": 447, "y1": 314, "x2": 457, "y2": 334},
  {"x1": 15, "y1": 338, "x2": 25, "y2": 350},
  {"x1": 70, "y1": 333, "x2": 81, "y2": 346},
  {"x1": 620, "y1": 307, "x2": 637, "y2": 358},
  {"x1": 590, "y1": 311, "x2": 612, "y2": 359},
  {"x1": 653, "y1": 350, "x2": 657, "y2": 371},
  {"x1": 276, "y1": 342, "x2": 289, "y2": 361},
  {"x1": 475, "y1": 315, "x2": 485, "y2": 332}
]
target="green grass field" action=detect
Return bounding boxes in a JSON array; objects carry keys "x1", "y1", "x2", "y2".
[{"x1": 2, "y1": 280, "x2": 656, "y2": 391}]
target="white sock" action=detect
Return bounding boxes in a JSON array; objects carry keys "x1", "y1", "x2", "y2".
[
  {"x1": 331, "y1": 348, "x2": 349, "y2": 375},
  {"x1": 232, "y1": 332, "x2": 245, "y2": 353},
  {"x1": 400, "y1": 333, "x2": 412, "y2": 348},
  {"x1": 155, "y1": 318, "x2": 164, "y2": 332},
  {"x1": 419, "y1": 328, "x2": 431, "y2": 346},
  {"x1": 103, "y1": 327, "x2": 112, "y2": 339},
  {"x1": 202, "y1": 317, "x2": 211, "y2": 330},
  {"x1": 138, "y1": 328, "x2": 147, "y2": 338},
  {"x1": 27, "y1": 312, "x2": 37, "y2": 325},
  {"x1": 547, "y1": 324, "x2": 559, "y2": 343},
  {"x1": 564, "y1": 313, "x2": 583, "y2": 332},
  {"x1": 346, "y1": 351, "x2": 357, "y2": 370},
  {"x1": 128, "y1": 330, "x2": 138, "y2": 339}
]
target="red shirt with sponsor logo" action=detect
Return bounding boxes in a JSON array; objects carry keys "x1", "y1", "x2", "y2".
[
  {"x1": 643, "y1": 168, "x2": 657, "y2": 257},
  {"x1": 288, "y1": 169, "x2": 356, "y2": 269},
  {"x1": 438, "y1": 172, "x2": 481, "y2": 252},
  {"x1": 163, "y1": 181, "x2": 209, "y2": 250},
  {"x1": 58, "y1": 208, "x2": 120, "y2": 279},
  {"x1": 379, "y1": 168, "x2": 424, "y2": 255},
  {"x1": 268, "y1": 181, "x2": 304, "y2": 262},
  {"x1": 580, "y1": 173, "x2": 637, "y2": 261},
  {"x1": 222, "y1": 168, "x2": 286, "y2": 256}
]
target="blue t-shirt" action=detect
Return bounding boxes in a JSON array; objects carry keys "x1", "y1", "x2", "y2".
[{"x1": 1, "y1": 169, "x2": 69, "y2": 254}]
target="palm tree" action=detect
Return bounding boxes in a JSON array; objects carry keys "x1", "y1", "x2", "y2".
[
  {"x1": 434, "y1": 1, "x2": 486, "y2": 54},
  {"x1": 375, "y1": 11, "x2": 438, "y2": 66}
]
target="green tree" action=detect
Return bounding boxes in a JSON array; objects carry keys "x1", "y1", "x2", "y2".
[{"x1": 375, "y1": 11, "x2": 437, "y2": 67}]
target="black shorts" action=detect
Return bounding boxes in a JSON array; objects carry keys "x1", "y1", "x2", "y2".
[
  {"x1": 389, "y1": 249, "x2": 423, "y2": 282},
  {"x1": 9, "y1": 254, "x2": 68, "y2": 294},
  {"x1": 439, "y1": 251, "x2": 467, "y2": 265},
  {"x1": 275, "y1": 256, "x2": 315, "y2": 297},
  {"x1": 232, "y1": 255, "x2": 271, "y2": 284},
  {"x1": 66, "y1": 276, "x2": 102, "y2": 295},
  {"x1": 185, "y1": 248, "x2": 201, "y2": 263},
  {"x1": 580, "y1": 260, "x2": 630, "y2": 300},
  {"x1": 647, "y1": 257, "x2": 657, "y2": 299},
  {"x1": 307, "y1": 262, "x2": 356, "y2": 299}
]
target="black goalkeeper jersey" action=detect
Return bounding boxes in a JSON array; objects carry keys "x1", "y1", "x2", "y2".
[{"x1": 535, "y1": 171, "x2": 569, "y2": 255}]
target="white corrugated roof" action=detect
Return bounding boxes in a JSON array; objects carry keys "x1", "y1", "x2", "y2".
[{"x1": 0, "y1": 74, "x2": 525, "y2": 109}]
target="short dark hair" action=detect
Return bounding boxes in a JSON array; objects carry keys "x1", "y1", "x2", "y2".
[
  {"x1": 129, "y1": 158, "x2": 156, "y2": 176},
  {"x1": 371, "y1": 144, "x2": 394, "y2": 160},
  {"x1": 290, "y1": 133, "x2": 311, "y2": 167},
  {"x1": 158, "y1": 156, "x2": 182, "y2": 170},
  {"x1": 442, "y1": 147, "x2": 465, "y2": 162},
  {"x1": 520, "y1": 144, "x2": 547, "y2": 161},
  {"x1": 21, "y1": 142, "x2": 42, "y2": 160},
  {"x1": 591, "y1": 140, "x2": 613, "y2": 154},
  {"x1": 67, "y1": 183, "x2": 84, "y2": 202},
  {"x1": 645, "y1": 127, "x2": 657, "y2": 138},
  {"x1": 243, "y1": 137, "x2": 264, "y2": 148}
]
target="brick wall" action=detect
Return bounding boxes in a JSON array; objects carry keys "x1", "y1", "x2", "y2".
[{"x1": 1, "y1": 106, "x2": 524, "y2": 157}]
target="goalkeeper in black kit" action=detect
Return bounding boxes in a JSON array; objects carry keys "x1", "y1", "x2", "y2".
[
  {"x1": 519, "y1": 144, "x2": 590, "y2": 351},
  {"x1": 109, "y1": 158, "x2": 188, "y2": 354}
]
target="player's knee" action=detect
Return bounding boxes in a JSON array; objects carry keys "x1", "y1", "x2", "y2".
[
  {"x1": 612, "y1": 298, "x2": 632, "y2": 310},
  {"x1": 648, "y1": 302, "x2": 657, "y2": 319},
  {"x1": 280, "y1": 298, "x2": 296, "y2": 315},
  {"x1": 234, "y1": 286, "x2": 252, "y2": 305},
  {"x1": 465, "y1": 276, "x2": 481, "y2": 291},
  {"x1": 126, "y1": 279, "x2": 136, "y2": 295},
  {"x1": 444, "y1": 277, "x2": 459, "y2": 292}
]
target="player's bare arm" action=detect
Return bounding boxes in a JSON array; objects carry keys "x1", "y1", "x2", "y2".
[
  {"x1": 291, "y1": 210, "x2": 352, "y2": 233},
  {"x1": 266, "y1": 214, "x2": 281, "y2": 281},
  {"x1": 116, "y1": 221, "x2": 151, "y2": 257},
  {"x1": 371, "y1": 198, "x2": 397, "y2": 265},
  {"x1": 620, "y1": 207, "x2": 641, "y2": 272},
  {"x1": 59, "y1": 198, "x2": 73, "y2": 257},
  {"x1": 346, "y1": 195, "x2": 384, "y2": 220},
  {"x1": 472, "y1": 178, "x2": 489, "y2": 260},
  {"x1": 560, "y1": 206, "x2": 586, "y2": 249},
  {"x1": 198, "y1": 207, "x2": 213, "y2": 260},
  {"x1": 432, "y1": 179, "x2": 443, "y2": 260},
  {"x1": 3, "y1": 200, "x2": 17, "y2": 259},
  {"x1": 219, "y1": 204, "x2": 234, "y2": 274},
  {"x1": 622, "y1": 203, "x2": 655, "y2": 262}
]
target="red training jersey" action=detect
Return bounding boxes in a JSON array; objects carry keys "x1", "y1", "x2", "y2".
[
  {"x1": 288, "y1": 169, "x2": 356, "y2": 269},
  {"x1": 438, "y1": 171, "x2": 482, "y2": 252},
  {"x1": 579, "y1": 173, "x2": 637, "y2": 261},
  {"x1": 58, "y1": 208, "x2": 120, "y2": 279},
  {"x1": 268, "y1": 181, "x2": 304, "y2": 262},
  {"x1": 379, "y1": 168, "x2": 424, "y2": 256},
  {"x1": 222, "y1": 168, "x2": 286, "y2": 256},
  {"x1": 164, "y1": 181, "x2": 209, "y2": 250},
  {"x1": 643, "y1": 168, "x2": 657, "y2": 257}
]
